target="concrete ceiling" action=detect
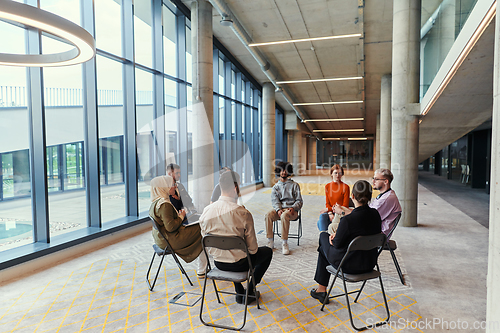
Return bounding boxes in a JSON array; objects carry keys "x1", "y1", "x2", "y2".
[
  {"x1": 419, "y1": 17, "x2": 495, "y2": 162},
  {"x1": 182, "y1": 0, "x2": 493, "y2": 163},
  {"x1": 183, "y1": 0, "x2": 394, "y2": 138}
]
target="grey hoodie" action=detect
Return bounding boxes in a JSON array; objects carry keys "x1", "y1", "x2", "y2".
[{"x1": 271, "y1": 178, "x2": 303, "y2": 212}]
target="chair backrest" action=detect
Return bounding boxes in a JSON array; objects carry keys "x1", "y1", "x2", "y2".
[
  {"x1": 346, "y1": 233, "x2": 387, "y2": 252},
  {"x1": 149, "y1": 213, "x2": 175, "y2": 250},
  {"x1": 202, "y1": 234, "x2": 248, "y2": 252},
  {"x1": 386, "y1": 213, "x2": 402, "y2": 240},
  {"x1": 202, "y1": 234, "x2": 253, "y2": 270}
]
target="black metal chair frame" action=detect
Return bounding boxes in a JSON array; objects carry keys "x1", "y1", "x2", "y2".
[
  {"x1": 384, "y1": 213, "x2": 404, "y2": 284},
  {"x1": 199, "y1": 234, "x2": 260, "y2": 331},
  {"x1": 320, "y1": 233, "x2": 390, "y2": 331},
  {"x1": 146, "y1": 214, "x2": 193, "y2": 291},
  {"x1": 272, "y1": 210, "x2": 302, "y2": 245}
]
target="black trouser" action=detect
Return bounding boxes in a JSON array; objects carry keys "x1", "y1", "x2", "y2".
[
  {"x1": 215, "y1": 246, "x2": 273, "y2": 293},
  {"x1": 314, "y1": 232, "x2": 336, "y2": 287}
]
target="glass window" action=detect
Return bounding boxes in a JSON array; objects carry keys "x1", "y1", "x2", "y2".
[
  {"x1": 134, "y1": 0, "x2": 153, "y2": 68},
  {"x1": 218, "y1": 57, "x2": 224, "y2": 94},
  {"x1": 96, "y1": 55, "x2": 126, "y2": 223},
  {"x1": 42, "y1": 34, "x2": 87, "y2": 238},
  {"x1": 135, "y1": 69, "x2": 154, "y2": 212},
  {"x1": 165, "y1": 78, "x2": 178, "y2": 162},
  {"x1": 186, "y1": 26, "x2": 192, "y2": 83},
  {"x1": 41, "y1": 0, "x2": 80, "y2": 25},
  {"x1": 231, "y1": 70, "x2": 235, "y2": 99},
  {"x1": 95, "y1": 0, "x2": 122, "y2": 56},
  {"x1": 163, "y1": 6, "x2": 177, "y2": 77},
  {"x1": 0, "y1": 20, "x2": 32, "y2": 252},
  {"x1": 187, "y1": 85, "x2": 193, "y2": 182}
]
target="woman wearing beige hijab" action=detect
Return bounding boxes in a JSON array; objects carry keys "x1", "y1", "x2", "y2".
[{"x1": 149, "y1": 175, "x2": 207, "y2": 276}]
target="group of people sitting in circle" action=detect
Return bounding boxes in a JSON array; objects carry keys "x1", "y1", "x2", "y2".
[{"x1": 149, "y1": 161, "x2": 401, "y2": 305}]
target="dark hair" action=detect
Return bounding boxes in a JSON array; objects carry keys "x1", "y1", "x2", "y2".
[
  {"x1": 374, "y1": 168, "x2": 393, "y2": 183},
  {"x1": 274, "y1": 161, "x2": 293, "y2": 176},
  {"x1": 219, "y1": 171, "x2": 241, "y2": 193},
  {"x1": 330, "y1": 164, "x2": 344, "y2": 176},
  {"x1": 352, "y1": 180, "x2": 372, "y2": 206},
  {"x1": 167, "y1": 163, "x2": 180, "y2": 171}
]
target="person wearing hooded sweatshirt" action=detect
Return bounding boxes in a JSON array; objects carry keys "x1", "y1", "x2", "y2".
[{"x1": 265, "y1": 161, "x2": 303, "y2": 255}]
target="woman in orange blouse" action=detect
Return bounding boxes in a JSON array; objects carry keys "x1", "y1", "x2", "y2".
[{"x1": 317, "y1": 164, "x2": 350, "y2": 231}]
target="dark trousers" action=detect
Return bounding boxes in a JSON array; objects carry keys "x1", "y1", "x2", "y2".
[
  {"x1": 215, "y1": 246, "x2": 273, "y2": 293},
  {"x1": 314, "y1": 232, "x2": 336, "y2": 287}
]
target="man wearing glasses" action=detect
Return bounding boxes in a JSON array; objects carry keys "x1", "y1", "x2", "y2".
[{"x1": 334, "y1": 168, "x2": 401, "y2": 238}]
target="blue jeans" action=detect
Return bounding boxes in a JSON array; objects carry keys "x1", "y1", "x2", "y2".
[{"x1": 317, "y1": 213, "x2": 331, "y2": 231}]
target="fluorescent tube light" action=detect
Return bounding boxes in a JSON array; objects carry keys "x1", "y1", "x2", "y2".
[
  {"x1": 313, "y1": 129, "x2": 364, "y2": 132},
  {"x1": 276, "y1": 76, "x2": 362, "y2": 84},
  {"x1": 249, "y1": 33, "x2": 362, "y2": 47},
  {"x1": 294, "y1": 101, "x2": 363, "y2": 106},
  {"x1": 303, "y1": 118, "x2": 364, "y2": 122}
]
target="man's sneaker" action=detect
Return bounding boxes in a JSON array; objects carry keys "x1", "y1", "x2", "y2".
[
  {"x1": 267, "y1": 239, "x2": 274, "y2": 249},
  {"x1": 282, "y1": 243, "x2": 290, "y2": 255}
]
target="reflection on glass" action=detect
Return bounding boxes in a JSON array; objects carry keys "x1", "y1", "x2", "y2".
[
  {"x1": 187, "y1": 85, "x2": 193, "y2": 183},
  {"x1": 164, "y1": 78, "x2": 178, "y2": 164},
  {"x1": 41, "y1": 0, "x2": 80, "y2": 25},
  {"x1": 95, "y1": 0, "x2": 122, "y2": 56},
  {"x1": 135, "y1": 69, "x2": 154, "y2": 212},
  {"x1": 42, "y1": 34, "x2": 87, "y2": 238},
  {"x1": 218, "y1": 57, "x2": 224, "y2": 94},
  {"x1": 186, "y1": 26, "x2": 192, "y2": 83},
  {"x1": 0, "y1": 21, "x2": 32, "y2": 252},
  {"x1": 96, "y1": 55, "x2": 126, "y2": 223},
  {"x1": 163, "y1": 5, "x2": 177, "y2": 77},
  {"x1": 134, "y1": 0, "x2": 153, "y2": 68}
]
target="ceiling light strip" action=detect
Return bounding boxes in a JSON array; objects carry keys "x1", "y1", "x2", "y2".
[
  {"x1": 421, "y1": 1, "x2": 496, "y2": 116},
  {"x1": 323, "y1": 137, "x2": 371, "y2": 140},
  {"x1": 249, "y1": 33, "x2": 362, "y2": 47},
  {"x1": 303, "y1": 118, "x2": 364, "y2": 122},
  {"x1": 276, "y1": 76, "x2": 362, "y2": 84},
  {"x1": 313, "y1": 129, "x2": 364, "y2": 132},
  {"x1": 294, "y1": 100, "x2": 363, "y2": 106}
]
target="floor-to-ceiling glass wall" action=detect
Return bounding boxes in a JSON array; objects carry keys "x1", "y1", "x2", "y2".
[
  {"x1": 0, "y1": 0, "x2": 264, "y2": 263},
  {"x1": 0, "y1": 19, "x2": 32, "y2": 251}
]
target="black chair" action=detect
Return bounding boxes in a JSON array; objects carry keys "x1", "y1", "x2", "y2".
[
  {"x1": 320, "y1": 233, "x2": 390, "y2": 331},
  {"x1": 383, "y1": 213, "x2": 404, "y2": 284},
  {"x1": 272, "y1": 210, "x2": 302, "y2": 245},
  {"x1": 199, "y1": 234, "x2": 260, "y2": 331},
  {"x1": 146, "y1": 214, "x2": 193, "y2": 291}
]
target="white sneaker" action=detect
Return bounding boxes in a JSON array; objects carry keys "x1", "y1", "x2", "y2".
[
  {"x1": 267, "y1": 239, "x2": 274, "y2": 249},
  {"x1": 282, "y1": 243, "x2": 290, "y2": 255}
]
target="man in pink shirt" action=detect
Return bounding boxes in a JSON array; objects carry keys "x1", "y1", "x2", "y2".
[{"x1": 334, "y1": 168, "x2": 401, "y2": 239}]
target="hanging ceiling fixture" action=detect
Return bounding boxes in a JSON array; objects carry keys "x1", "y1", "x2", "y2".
[{"x1": 0, "y1": 0, "x2": 96, "y2": 67}]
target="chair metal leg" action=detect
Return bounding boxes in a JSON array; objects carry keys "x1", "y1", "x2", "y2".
[
  {"x1": 146, "y1": 252, "x2": 165, "y2": 291},
  {"x1": 389, "y1": 248, "x2": 405, "y2": 285},
  {"x1": 354, "y1": 280, "x2": 367, "y2": 303},
  {"x1": 170, "y1": 252, "x2": 194, "y2": 286},
  {"x1": 345, "y1": 267, "x2": 390, "y2": 331},
  {"x1": 321, "y1": 270, "x2": 340, "y2": 311}
]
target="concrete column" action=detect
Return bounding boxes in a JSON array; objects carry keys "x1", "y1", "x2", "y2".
[
  {"x1": 391, "y1": 0, "x2": 420, "y2": 228},
  {"x1": 438, "y1": 0, "x2": 456, "y2": 64},
  {"x1": 380, "y1": 74, "x2": 392, "y2": 169},
  {"x1": 191, "y1": 0, "x2": 213, "y2": 211},
  {"x1": 292, "y1": 131, "x2": 302, "y2": 175},
  {"x1": 375, "y1": 114, "x2": 380, "y2": 170},
  {"x1": 262, "y1": 83, "x2": 275, "y2": 186},
  {"x1": 308, "y1": 137, "x2": 317, "y2": 171},
  {"x1": 287, "y1": 132, "x2": 294, "y2": 162},
  {"x1": 487, "y1": 3, "x2": 500, "y2": 329}
]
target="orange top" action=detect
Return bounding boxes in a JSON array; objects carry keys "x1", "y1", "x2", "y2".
[{"x1": 325, "y1": 181, "x2": 350, "y2": 211}]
